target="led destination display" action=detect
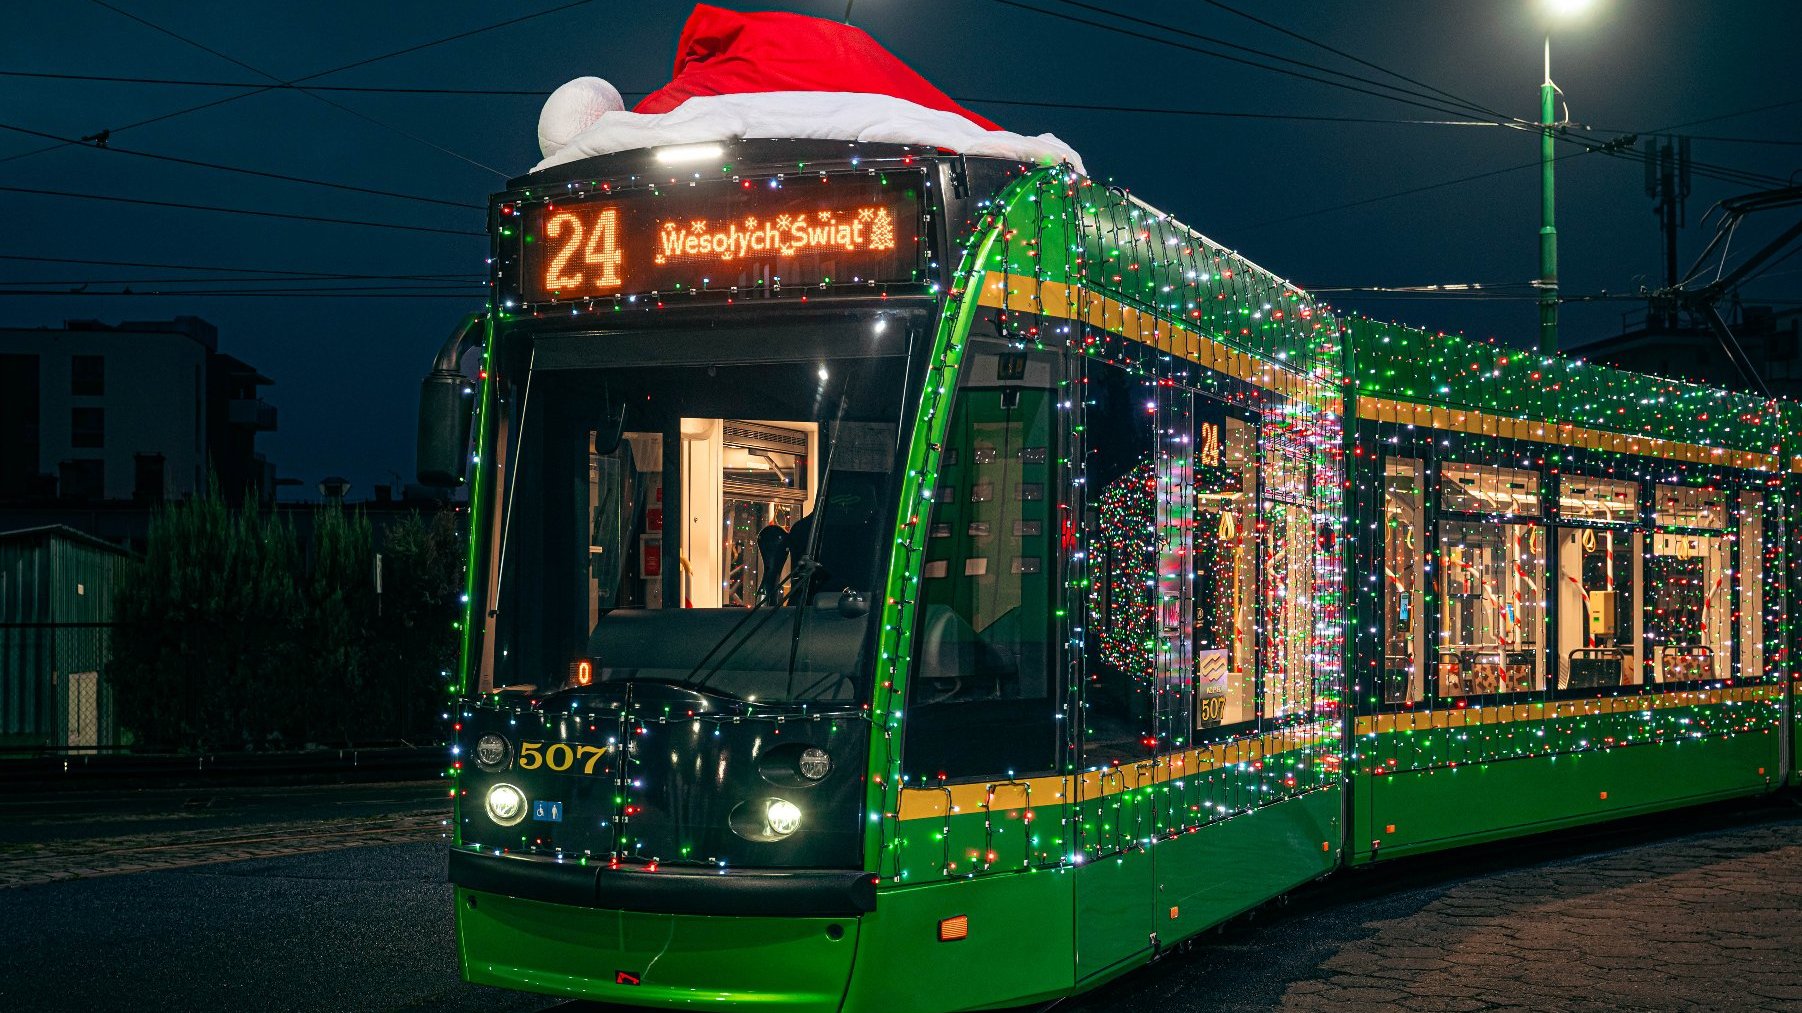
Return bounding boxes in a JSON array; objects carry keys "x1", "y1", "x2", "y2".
[{"x1": 516, "y1": 173, "x2": 923, "y2": 302}]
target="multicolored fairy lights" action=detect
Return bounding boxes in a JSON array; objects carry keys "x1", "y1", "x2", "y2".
[{"x1": 447, "y1": 142, "x2": 1796, "y2": 890}]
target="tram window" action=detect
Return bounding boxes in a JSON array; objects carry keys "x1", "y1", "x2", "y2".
[
  {"x1": 1556, "y1": 527, "x2": 1640, "y2": 689},
  {"x1": 1558, "y1": 475, "x2": 1639, "y2": 524},
  {"x1": 900, "y1": 338, "x2": 1061, "y2": 781},
  {"x1": 1260, "y1": 407, "x2": 1316, "y2": 722},
  {"x1": 1654, "y1": 483, "x2": 1727, "y2": 530},
  {"x1": 1441, "y1": 462, "x2": 1541, "y2": 516},
  {"x1": 1739, "y1": 491, "x2": 1766, "y2": 680},
  {"x1": 1080, "y1": 358, "x2": 1160, "y2": 767},
  {"x1": 1192, "y1": 415, "x2": 1256, "y2": 731},
  {"x1": 1645, "y1": 531, "x2": 1730, "y2": 683},
  {"x1": 1437, "y1": 520, "x2": 1546, "y2": 696},
  {"x1": 1382, "y1": 457, "x2": 1426, "y2": 704},
  {"x1": 486, "y1": 355, "x2": 907, "y2": 704}
]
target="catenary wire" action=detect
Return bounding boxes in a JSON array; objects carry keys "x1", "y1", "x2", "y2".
[
  {"x1": 86, "y1": 0, "x2": 507, "y2": 177},
  {"x1": 1001, "y1": 0, "x2": 1792, "y2": 191},
  {"x1": 0, "y1": 289, "x2": 485, "y2": 299},
  {"x1": 0, "y1": 252, "x2": 480, "y2": 278},
  {"x1": 0, "y1": 185, "x2": 484, "y2": 236},
  {"x1": 0, "y1": 0, "x2": 597, "y2": 166},
  {"x1": 0, "y1": 121, "x2": 482, "y2": 209},
  {"x1": 16, "y1": 68, "x2": 1798, "y2": 149}
]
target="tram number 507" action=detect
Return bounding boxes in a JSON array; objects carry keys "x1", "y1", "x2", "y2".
[
  {"x1": 1195, "y1": 694, "x2": 1226, "y2": 729},
  {"x1": 517, "y1": 741, "x2": 610, "y2": 775},
  {"x1": 543, "y1": 208, "x2": 624, "y2": 293}
]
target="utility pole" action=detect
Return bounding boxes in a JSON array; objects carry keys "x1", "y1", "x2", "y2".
[
  {"x1": 1538, "y1": 38, "x2": 1560, "y2": 356},
  {"x1": 1644, "y1": 135, "x2": 1692, "y2": 328}
]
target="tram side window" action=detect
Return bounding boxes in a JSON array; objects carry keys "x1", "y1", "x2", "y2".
[
  {"x1": 1739, "y1": 490, "x2": 1766, "y2": 680},
  {"x1": 1261, "y1": 417, "x2": 1315, "y2": 722},
  {"x1": 1382, "y1": 457, "x2": 1426, "y2": 704},
  {"x1": 900, "y1": 339, "x2": 1061, "y2": 781},
  {"x1": 1192, "y1": 414, "x2": 1256, "y2": 730},
  {"x1": 1556, "y1": 476, "x2": 1641, "y2": 690},
  {"x1": 1646, "y1": 484, "x2": 1730, "y2": 684},
  {"x1": 1436, "y1": 463, "x2": 1546, "y2": 697},
  {"x1": 1080, "y1": 358, "x2": 1159, "y2": 767}
]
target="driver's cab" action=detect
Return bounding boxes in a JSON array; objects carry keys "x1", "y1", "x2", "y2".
[{"x1": 612, "y1": 418, "x2": 818, "y2": 612}]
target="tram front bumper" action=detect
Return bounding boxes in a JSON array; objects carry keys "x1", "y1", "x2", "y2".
[{"x1": 451, "y1": 850, "x2": 870, "y2": 1011}]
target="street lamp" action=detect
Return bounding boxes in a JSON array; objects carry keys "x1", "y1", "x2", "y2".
[{"x1": 1539, "y1": 0, "x2": 1597, "y2": 355}]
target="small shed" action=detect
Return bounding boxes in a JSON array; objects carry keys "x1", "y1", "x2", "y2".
[{"x1": 0, "y1": 525, "x2": 128, "y2": 752}]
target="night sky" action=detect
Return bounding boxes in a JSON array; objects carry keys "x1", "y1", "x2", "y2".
[{"x1": 5, "y1": 1, "x2": 1798, "y2": 498}]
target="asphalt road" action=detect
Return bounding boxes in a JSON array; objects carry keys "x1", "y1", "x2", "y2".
[
  {"x1": 0, "y1": 841, "x2": 534, "y2": 1013},
  {"x1": 2, "y1": 793, "x2": 1799, "y2": 1012}
]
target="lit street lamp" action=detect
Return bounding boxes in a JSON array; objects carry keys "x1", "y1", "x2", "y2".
[{"x1": 1539, "y1": 0, "x2": 1597, "y2": 355}]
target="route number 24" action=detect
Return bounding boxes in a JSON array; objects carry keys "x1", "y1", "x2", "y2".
[
  {"x1": 518, "y1": 741, "x2": 609, "y2": 775},
  {"x1": 544, "y1": 209, "x2": 624, "y2": 293}
]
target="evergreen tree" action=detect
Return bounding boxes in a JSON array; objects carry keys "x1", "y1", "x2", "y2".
[{"x1": 109, "y1": 484, "x2": 460, "y2": 752}]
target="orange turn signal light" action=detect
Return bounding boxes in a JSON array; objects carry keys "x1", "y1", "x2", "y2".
[{"x1": 938, "y1": 915, "x2": 968, "y2": 942}]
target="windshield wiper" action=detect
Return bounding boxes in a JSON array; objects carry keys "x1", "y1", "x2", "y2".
[{"x1": 782, "y1": 388, "x2": 850, "y2": 698}]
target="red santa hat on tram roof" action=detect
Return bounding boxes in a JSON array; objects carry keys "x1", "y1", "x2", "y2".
[{"x1": 535, "y1": 4, "x2": 1083, "y2": 173}]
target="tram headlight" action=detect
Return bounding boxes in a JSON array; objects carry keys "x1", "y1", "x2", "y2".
[
  {"x1": 474, "y1": 733, "x2": 510, "y2": 771},
  {"x1": 486, "y1": 783, "x2": 528, "y2": 826},
  {"x1": 797, "y1": 747, "x2": 831, "y2": 781},
  {"x1": 729, "y1": 796, "x2": 805, "y2": 841},
  {"x1": 765, "y1": 798, "x2": 802, "y2": 837}
]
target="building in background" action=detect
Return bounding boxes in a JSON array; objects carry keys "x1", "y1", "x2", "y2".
[
  {"x1": 0, "y1": 316, "x2": 277, "y2": 507},
  {"x1": 1569, "y1": 305, "x2": 1802, "y2": 399},
  {"x1": 0, "y1": 525, "x2": 126, "y2": 753}
]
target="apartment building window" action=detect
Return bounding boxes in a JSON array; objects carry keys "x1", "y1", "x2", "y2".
[
  {"x1": 71, "y1": 407, "x2": 105, "y2": 449},
  {"x1": 71, "y1": 354, "x2": 105, "y2": 396}
]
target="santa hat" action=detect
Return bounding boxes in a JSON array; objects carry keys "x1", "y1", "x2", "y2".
[{"x1": 535, "y1": 4, "x2": 1084, "y2": 173}]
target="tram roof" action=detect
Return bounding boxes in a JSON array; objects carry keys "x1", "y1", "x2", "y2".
[
  {"x1": 1343, "y1": 315, "x2": 1793, "y2": 466},
  {"x1": 501, "y1": 140, "x2": 1794, "y2": 464}
]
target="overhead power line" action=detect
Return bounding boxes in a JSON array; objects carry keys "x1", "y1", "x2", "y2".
[
  {"x1": 990, "y1": 0, "x2": 1522, "y2": 128},
  {"x1": 1196, "y1": 0, "x2": 1503, "y2": 120},
  {"x1": 86, "y1": 0, "x2": 506, "y2": 177},
  {"x1": 0, "y1": 185, "x2": 484, "y2": 236},
  {"x1": 0, "y1": 0, "x2": 596, "y2": 166},
  {"x1": 0, "y1": 274, "x2": 484, "y2": 286},
  {"x1": 0, "y1": 69, "x2": 552, "y2": 95},
  {"x1": 0, "y1": 288, "x2": 485, "y2": 299},
  {"x1": 20, "y1": 68, "x2": 1800, "y2": 150},
  {"x1": 0, "y1": 121, "x2": 481, "y2": 209},
  {"x1": 0, "y1": 252, "x2": 481, "y2": 279},
  {"x1": 999, "y1": 0, "x2": 1792, "y2": 192}
]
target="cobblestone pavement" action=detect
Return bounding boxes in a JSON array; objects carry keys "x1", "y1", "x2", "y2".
[
  {"x1": 0, "y1": 811, "x2": 447, "y2": 888},
  {"x1": 1077, "y1": 809, "x2": 1802, "y2": 1013}
]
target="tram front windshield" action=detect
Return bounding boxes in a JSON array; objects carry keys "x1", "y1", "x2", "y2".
[{"x1": 486, "y1": 342, "x2": 909, "y2": 706}]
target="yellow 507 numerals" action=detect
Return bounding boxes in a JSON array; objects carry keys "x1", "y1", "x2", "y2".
[{"x1": 516, "y1": 741, "x2": 609, "y2": 774}]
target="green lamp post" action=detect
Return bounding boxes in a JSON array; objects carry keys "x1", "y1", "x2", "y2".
[{"x1": 1539, "y1": 0, "x2": 1596, "y2": 355}]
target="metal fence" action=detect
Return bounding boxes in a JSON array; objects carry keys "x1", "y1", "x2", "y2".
[{"x1": 0, "y1": 621, "x2": 120, "y2": 754}]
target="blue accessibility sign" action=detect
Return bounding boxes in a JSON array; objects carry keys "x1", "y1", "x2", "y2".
[{"x1": 532, "y1": 800, "x2": 564, "y2": 823}]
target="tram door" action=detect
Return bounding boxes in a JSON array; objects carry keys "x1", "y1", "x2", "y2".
[{"x1": 1075, "y1": 360, "x2": 1176, "y2": 977}]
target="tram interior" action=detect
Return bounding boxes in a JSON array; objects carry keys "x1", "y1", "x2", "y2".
[{"x1": 1377, "y1": 456, "x2": 1764, "y2": 701}]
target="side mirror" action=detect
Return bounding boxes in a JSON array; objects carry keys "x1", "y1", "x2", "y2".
[
  {"x1": 417, "y1": 370, "x2": 474, "y2": 486},
  {"x1": 417, "y1": 315, "x2": 484, "y2": 487}
]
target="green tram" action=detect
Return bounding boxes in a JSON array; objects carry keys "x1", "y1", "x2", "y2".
[{"x1": 418, "y1": 139, "x2": 1797, "y2": 1011}]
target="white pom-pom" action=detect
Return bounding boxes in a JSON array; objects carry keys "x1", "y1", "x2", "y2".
[{"x1": 538, "y1": 77, "x2": 625, "y2": 159}]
